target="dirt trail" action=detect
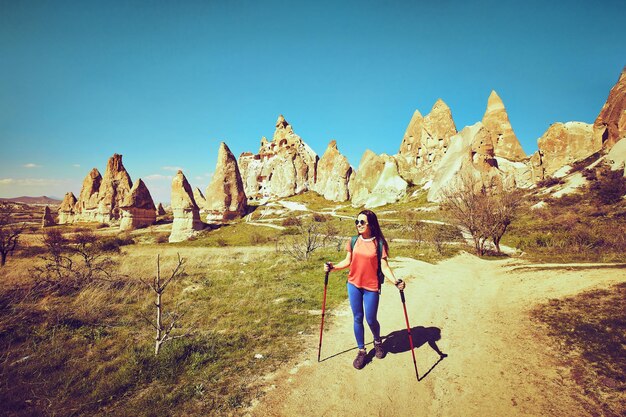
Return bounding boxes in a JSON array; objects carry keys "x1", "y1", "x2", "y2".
[{"x1": 248, "y1": 253, "x2": 626, "y2": 417}]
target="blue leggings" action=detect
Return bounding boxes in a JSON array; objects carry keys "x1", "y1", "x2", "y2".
[{"x1": 347, "y1": 282, "x2": 381, "y2": 349}]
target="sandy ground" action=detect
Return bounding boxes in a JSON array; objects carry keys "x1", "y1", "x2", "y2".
[{"x1": 247, "y1": 252, "x2": 626, "y2": 417}]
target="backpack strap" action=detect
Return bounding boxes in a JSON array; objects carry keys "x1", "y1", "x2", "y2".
[{"x1": 350, "y1": 236, "x2": 358, "y2": 252}]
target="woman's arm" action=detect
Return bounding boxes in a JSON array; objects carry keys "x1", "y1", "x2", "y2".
[
  {"x1": 381, "y1": 257, "x2": 406, "y2": 290},
  {"x1": 324, "y1": 251, "x2": 351, "y2": 272}
]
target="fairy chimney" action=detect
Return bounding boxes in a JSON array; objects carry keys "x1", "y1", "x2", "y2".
[
  {"x1": 169, "y1": 170, "x2": 204, "y2": 242},
  {"x1": 205, "y1": 142, "x2": 248, "y2": 222},
  {"x1": 238, "y1": 115, "x2": 318, "y2": 202},
  {"x1": 96, "y1": 154, "x2": 133, "y2": 223},
  {"x1": 57, "y1": 192, "x2": 77, "y2": 224},
  {"x1": 156, "y1": 202, "x2": 166, "y2": 216},
  {"x1": 193, "y1": 187, "x2": 207, "y2": 211},
  {"x1": 481, "y1": 91, "x2": 526, "y2": 161},
  {"x1": 120, "y1": 179, "x2": 157, "y2": 231},
  {"x1": 312, "y1": 140, "x2": 353, "y2": 202},
  {"x1": 397, "y1": 99, "x2": 457, "y2": 185},
  {"x1": 42, "y1": 206, "x2": 55, "y2": 227},
  {"x1": 74, "y1": 168, "x2": 102, "y2": 221}
]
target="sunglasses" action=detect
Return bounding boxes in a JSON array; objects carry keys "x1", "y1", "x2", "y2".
[{"x1": 354, "y1": 220, "x2": 368, "y2": 226}]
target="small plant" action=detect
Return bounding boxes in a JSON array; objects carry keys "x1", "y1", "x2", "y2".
[
  {"x1": 139, "y1": 253, "x2": 188, "y2": 356},
  {"x1": 281, "y1": 216, "x2": 302, "y2": 227},
  {"x1": 536, "y1": 176, "x2": 565, "y2": 188},
  {"x1": 589, "y1": 168, "x2": 626, "y2": 205}
]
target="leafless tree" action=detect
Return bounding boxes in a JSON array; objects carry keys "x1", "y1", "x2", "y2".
[
  {"x1": 278, "y1": 219, "x2": 325, "y2": 260},
  {"x1": 439, "y1": 174, "x2": 519, "y2": 255},
  {"x1": 0, "y1": 203, "x2": 25, "y2": 266},
  {"x1": 140, "y1": 253, "x2": 187, "y2": 355},
  {"x1": 440, "y1": 174, "x2": 491, "y2": 255}
]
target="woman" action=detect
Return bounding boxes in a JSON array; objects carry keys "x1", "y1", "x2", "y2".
[{"x1": 324, "y1": 209, "x2": 405, "y2": 370}]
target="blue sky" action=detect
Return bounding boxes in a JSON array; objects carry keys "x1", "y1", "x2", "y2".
[{"x1": 1, "y1": 0, "x2": 625, "y2": 203}]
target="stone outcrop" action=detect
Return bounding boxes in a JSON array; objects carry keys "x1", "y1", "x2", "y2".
[
  {"x1": 350, "y1": 150, "x2": 407, "y2": 208},
  {"x1": 156, "y1": 203, "x2": 166, "y2": 216},
  {"x1": 607, "y1": 137, "x2": 626, "y2": 176},
  {"x1": 59, "y1": 154, "x2": 157, "y2": 228},
  {"x1": 238, "y1": 115, "x2": 318, "y2": 202},
  {"x1": 73, "y1": 168, "x2": 102, "y2": 222},
  {"x1": 428, "y1": 123, "x2": 510, "y2": 202},
  {"x1": 57, "y1": 192, "x2": 77, "y2": 224},
  {"x1": 481, "y1": 91, "x2": 526, "y2": 161},
  {"x1": 169, "y1": 170, "x2": 204, "y2": 242},
  {"x1": 120, "y1": 179, "x2": 157, "y2": 231},
  {"x1": 95, "y1": 154, "x2": 133, "y2": 222},
  {"x1": 397, "y1": 99, "x2": 457, "y2": 185},
  {"x1": 312, "y1": 140, "x2": 353, "y2": 202},
  {"x1": 536, "y1": 122, "x2": 597, "y2": 177},
  {"x1": 193, "y1": 188, "x2": 207, "y2": 211},
  {"x1": 42, "y1": 206, "x2": 55, "y2": 227},
  {"x1": 205, "y1": 142, "x2": 248, "y2": 221},
  {"x1": 594, "y1": 68, "x2": 626, "y2": 150}
]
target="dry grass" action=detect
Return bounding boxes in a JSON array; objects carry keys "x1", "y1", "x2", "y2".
[{"x1": 532, "y1": 283, "x2": 626, "y2": 417}]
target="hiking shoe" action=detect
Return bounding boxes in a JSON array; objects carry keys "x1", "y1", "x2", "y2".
[
  {"x1": 374, "y1": 340, "x2": 386, "y2": 359},
  {"x1": 353, "y1": 349, "x2": 367, "y2": 369}
]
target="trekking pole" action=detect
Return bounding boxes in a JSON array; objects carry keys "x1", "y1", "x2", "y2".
[
  {"x1": 397, "y1": 279, "x2": 419, "y2": 380},
  {"x1": 317, "y1": 262, "x2": 331, "y2": 362}
]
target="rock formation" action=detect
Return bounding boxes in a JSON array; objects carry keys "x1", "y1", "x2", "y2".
[
  {"x1": 193, "y1": 188, "x2": 207, "y2": 211},
  {"x1": 120, "y1": 179, "x2": 157, "y2": 231},
  {"x1": 169, "y1": 170, "x2": 204, "y2": 242},
  {"x1": 350, "y1": 150, "x2": 407, "y2": 208},
  {"x1": 42, "y1": 206, "x2": 55, "y2": 227},
  {"x1": 59, "y1": 154, "x2": 157, "y2": 228},
  {"x1": 73, "y1": 168, "x2": 102, "y2": 221},
  {"x1": 95, "y1": 154, "x2": 133, "y2": 222},
  {"x1": 238, "y1": 115, "x2": 318, "y2": 202},
  {"x1": 481, "y1": 91, "x2": 526, "y2": 161},
  {"x1": 594, "y1": 67, "x2": 626, "y2": 150},
  {"x1": 156, "y1": 203, "x2": 166, "y2": 216},
  {"x1": 607, "y1": 137, "x2": 626, "y2": 176},
  {"x1": 428, "y1": 123, "x2": 509, "y2": 202},
  {"x1": 204, "y1": 142, "x2": 248, "y2": 221},
  {"x1": 536, "y1": 122, "x2": 597, "y2": 177},
  {"x1": 312, "y1": 140, "x2": 353, "y2": 202},
  {"x1": 397, "y1": 99, "x2": 457, "y2": 185},
  {"x1": 57, "y1": 192, "x2": 77, "y2": 224}
]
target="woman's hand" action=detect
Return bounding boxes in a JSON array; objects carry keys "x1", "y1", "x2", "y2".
[
  {"x1": 395, "y1": 279, "x2": 406, "y2": 291},
  {"x1": 324, "y1": 262, "x2": 333, "y2": 273}
]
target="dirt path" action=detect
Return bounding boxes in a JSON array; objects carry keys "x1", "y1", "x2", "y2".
[{"x1": 247, "y1": 253, "x2": 626, "y2": 416}]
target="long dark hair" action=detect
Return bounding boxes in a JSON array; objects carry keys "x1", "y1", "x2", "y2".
[{"x1": 356, "y1": 209, "x2": 389, "y2": 255}]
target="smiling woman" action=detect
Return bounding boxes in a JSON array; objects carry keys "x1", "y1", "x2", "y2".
[{"x1": 323, "y1": 209, "x2": 405, "y2": 369}]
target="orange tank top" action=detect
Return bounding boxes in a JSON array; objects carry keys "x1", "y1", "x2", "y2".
[{"x1": 345, "y1": 236, "x2": 388, "y2": 292}]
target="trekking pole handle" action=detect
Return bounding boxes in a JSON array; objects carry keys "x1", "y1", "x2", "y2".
[
  {"x1": 324, "y1": 262, "x2": 331, "y2": 285},
  {"x1": 396, "y1": 279, "x2": 406, "y2": 303}
]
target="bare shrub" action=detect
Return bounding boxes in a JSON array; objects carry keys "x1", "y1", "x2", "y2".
[
  {"x1": 281, "y1": 216, "x2": 302, "y2": 227},
  {"x1": 277, "y1": 219, "x2": 324, "y2": 260},
  {"x1": 312, "y1": 213, "x2": 328, "y2": 222},
  {"x1": 0, "y1": 202, "x2": 25, "y2": 266},
  {"x1": 440, "y1": 174, "x2": 520, "y2": 255},
  {"x1": 249, "y1": 232, "x2": 267, "y2": 245},
  {"x1": 31, "y1": 229, "x2": 116, "y2": 294},
  {"x1": 537, "y1": 177, "x2": 565, "y2": 188}
]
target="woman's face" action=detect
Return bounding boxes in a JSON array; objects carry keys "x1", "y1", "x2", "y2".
[{"x1": 356, "y1": 213, "x2": 370, "y2": 236}]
